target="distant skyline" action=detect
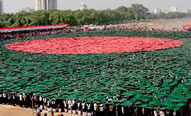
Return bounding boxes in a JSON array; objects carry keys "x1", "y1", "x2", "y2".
[
  {"x1": 3, "y1": 0, "x2": 191, "y2": 13},
  {"x1": 35, "y1": 0, "x2": 57, "y2": 11},
  {"x1": 0, "y1": 0, "x2": 3, "y2": 13}
]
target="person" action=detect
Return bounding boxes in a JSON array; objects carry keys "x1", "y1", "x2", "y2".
[
  {"x1": 3, "y1": 92, "x2": 7, "y2": 104},
  {"x1": 121, "y1": 106, "x2": 124, "y2": 115},
  {"x1": 47, "y1": 99, "x2": 53, "y2": 112},
  {"x1": 115, "y1": 106, "x2": 123, "y2": 116},
  {"x1": 72, "y1": 100, "x2": 77, "y2": 114},
  {"x1": 173, "y1": 110, "x2": 176, "y2": 116},
  {"x1": 159, "y1": 110, "x2": 165, "y2": 116},
  {"x1": 99, "y1": 103, "x2": 104, "y2": 116},
  {"x1": 142, "y1": 108, "x2": 146, "y2": 116},
  {"x1": 154, "y1": 109, "x2": 158, "y2": 116},
  {"x1": 82, "y1": 101, "x2": 87, "y2": 116},
  {"x1": 93, "y1": 103, "x2": 98, "y2": 116},
  {"x1": 19, "y1": 93, "x2": 23, "y2": 107},
  {"x1": 35, "y1": 105, "x2": 42, "y2": 116},
  {"x1": 51, "y1": 112, "x2": 55, "y2": 116},
  {"x1": 77, "y1": 101, "x2": 82, "y2": 115},
  {"x1": 57, "y1": 104, "x2": 62, "y2": 112},
  {"x1": 11, "y1": 94, "x2": 16, "y2": 106},
  {"x1": 68, "y1": 100, "x2": 72, "y2": 113},
  {"x1": 27, "y1": 94, "x2": 32, "y2": 108},
  {"x1": 86, "y1": 103, "x2": 93, "y2": 116},
  {"x1": 165, "y1": 110, "x2": 172, "y2": 116},
  {"x1": 63, "y1": 100, "x2": 68, "y2": 112},
  {"x1": 43, "y1": 97, "x2": 47, "y2": 110},
  {"x1": 52, "y1": 100, "x2": 56, "y2": 112},
  {"x1": 124, "y1": 106, "x2": 132, "y2": 116},
  {"x1": 181, "y1": 77, "x2": 185, "y2": 83},
  {"x1": 39, "y1": 96, "x2": 43, "y2": 106},
  {"x1": 7, "y1": 94, "x2": 11, "y2": 105},
  {"x1": 0, "y1": 93, "x2": 2, "y2": 104},
  {"x1": 105, "y1": 104, "x2": 115, "y2": 116}
]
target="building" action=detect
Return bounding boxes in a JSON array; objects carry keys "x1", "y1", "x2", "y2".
[
  {"x1": 154, "y1": 8, "x2": 161, "y2": 14},
  {"x1": 180, "y1": 9, "x2": 191, "y2": 13},
  {"x1": 35, "y1": 0, "x2": 57, "y2": 11},
  {"x1": 80, "y1": 2, "x2": 87, "y2": 11},
  {"x1": 0, "y1": 0, "x2": 3, "y2": 13},
  {"x1": 169, "y1": 7, "x2": 178, "y2": 12},
  {"x1": 187, "y1": 9, "x2": 191, "y2": 13}
]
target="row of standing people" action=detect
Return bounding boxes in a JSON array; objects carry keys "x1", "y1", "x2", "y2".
[{"x1": 1, "y1": 92, "x2": 191, "y2": 116}]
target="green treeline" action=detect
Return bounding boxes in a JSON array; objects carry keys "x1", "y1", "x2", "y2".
[
  {"x1": 0, "y1": 4, "x2": 149, "y2": 27},
  {"x1": 0, "y1": 3, "x2": 191, "y2": 28}
]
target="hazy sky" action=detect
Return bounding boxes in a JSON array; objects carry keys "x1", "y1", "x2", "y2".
[{"x1": 3, "y1": 0, "x2": 191, "y2": 13}]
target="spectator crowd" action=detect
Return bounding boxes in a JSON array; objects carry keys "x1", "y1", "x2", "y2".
[{"x1": 0, "y1": 24, "x2": 187, "y2": 42}]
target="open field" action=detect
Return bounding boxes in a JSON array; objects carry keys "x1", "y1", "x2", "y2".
[
  {"x1": 147, "y1": 18, "x2": 191, "y2": 30},
  {"x1": 0, "y1": 105, "x2": 78, "y2": 116},
  {"x1": 0, "y1": 105, "x2": 35, "y2": 116},
  {"x1": 118, "y1": 18, "x2": 191, "y2": 30}
]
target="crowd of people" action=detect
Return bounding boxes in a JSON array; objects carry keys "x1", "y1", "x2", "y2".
[
  {"x1": 0, "y1": 24, "x2": 188, "y2": 42},
  {"x1": 0, "y1": 25, "x2": 191, "y2": 116},
  {"x1": 0, "y1": 28, "x2": 76, "y2": 41},
  {"x1": 0, "y1": 92, "x2": 191, "y2": 116},
  {"x1": 87, "y1": 23, "x2": 187, "y2": 32}
]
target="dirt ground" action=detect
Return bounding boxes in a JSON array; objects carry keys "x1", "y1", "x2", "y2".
[
  {"x1": 0, "y1": 105, "x2": 35, "y2": 116},
  {"x1": 0, "y1": 105, "x2": 79, "y2": 116},
  {"x1": 116, "y1": 18, "x2": 191, "y2": 31},
  {"x1": 136, "y1": 18, "x2": 191, "y2": 30}
]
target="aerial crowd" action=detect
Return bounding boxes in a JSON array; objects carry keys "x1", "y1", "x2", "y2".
[{"x1": 0, "y1": 25, "x2": 191, "y2": 116}]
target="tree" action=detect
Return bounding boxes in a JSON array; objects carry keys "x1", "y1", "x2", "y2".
[
  {"x1": 29, "y1": 10, "x2": 50, "y2": 26},
  {"x1": 115, "y1": 6, "x2": 129, "y2": 22},
  {"x1": 129, "y1": 4, "x2": 149, "y2": 20},
  {"x1": 115, "y1": 6, "x2": 128, "y2": 12}
]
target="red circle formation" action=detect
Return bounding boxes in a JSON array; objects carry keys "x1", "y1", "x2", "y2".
[{"x1": 5, "y1": 37, "x2": 183, "y2": 54}]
